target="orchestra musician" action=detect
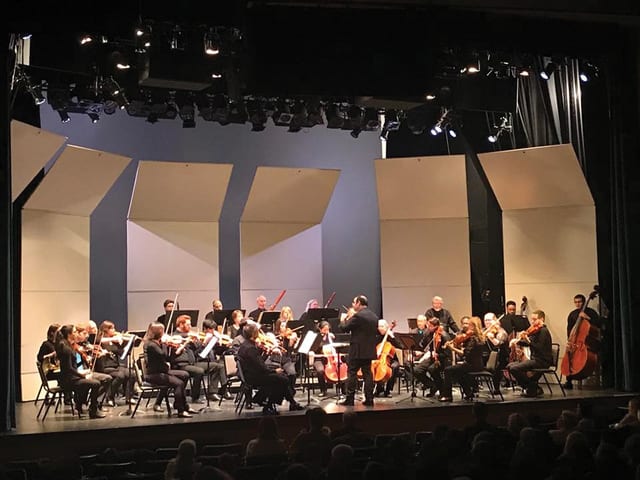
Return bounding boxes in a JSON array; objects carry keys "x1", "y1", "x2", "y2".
[
  {"x1": 37, "y1": 323, "x2": 61, "y2": 381},
  {"x1": 157, "y1": 298, "x2": 176, "y2": 326},
  {"x1": 94, "y1": 320, "x2": 136, "y2": 407},
  {"x1": 204, "y1": 299, "x2": 224, "y2": 322},
  {"x1": 311, "y1": 321, "x2": 335, "y2": 397},
  {"x1": 564, "y1": 294, "x2": 601, "y2": 390},
  {"x1": 507, "y1": 310, "x2": 553, "y2": 398},
  {"x1": 413, "y1": 317, "x2": 452, "y2": 397},
  {"x1": 501, "y1": 300, "x2": 530, "y2": 335},
  {"x1": 228, "y1": 309, "x2": 245, "y2": 339},
  {"x1": 200, "y1": 319, "x2": 232, "y2": 400},
  {"x1": 482, "y1": 312, "x2": 509, "y2": 395},
  {"x1": 373, "y1": 319, "x2": 403, "y2": 398},
  {"x1": 248, "y1": 295, "x2": 267, "y2": 321},
  {"x1": 264, "y1": 315, "x2": 299, "y2": 393},
  {"x1": 143, "y1": 322, "x2": 195, "y2": 418},
  {"x1": 409, "y1": 314, "x2": 428, "y2": 336},
  {"x1": 425, "y1": 296, "x2": 459, "y2": 335},
  {"x1": 169, "y1": 314, "x2": 223, "y2": 404},
  {"x1": 299, "y1": 298, "x2": 320, "y2": 326},
  {"x1": 55, "y1": 325, "x2": 106, "y2": 418},
  {"x1": 339, "y1": 295, "x2": 379, "y2": 407},
  {"x1": 74, "y1": 322, "x2": 114, "y2": 402},
  {"x1": 237, "y1": 322, "x2": 305, "y2": 414},
  {"x1": 438, "y1": 316, "x2": 485, "y2": 402}
]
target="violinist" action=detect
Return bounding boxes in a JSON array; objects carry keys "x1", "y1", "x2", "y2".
[
  {"x1": 413, "y1": 317, "x2": 451, "y2": 397},
  {"x1": 94, "y1": 320, "x2": 135, "y2": 407},
  {"x1": 373, "y1": 319, "x2": 403, "y2": 398},
  {"x1": 199, "y1": 319, "x2": 231, "y2": 401},
  {"x1": 265, "y1": 311, "x2": 298, "y2": 393},
  {"x1": 55, "y1": 325, "x2": 106, "y2": 418},
  {"x1": 339, "y1": 295, "x2": 379, "y2": 407},
  {"x1": 237, "y1": 322, "x2": 305, "y2": 414},
  {"x1": 228, "y1": 309, "x2": 244, "y2": 339},
  {"x1": 563, "y1": 294, "x2": 601, "y2": 390},
  {"x1": 74, "y1": 322, "x2": 113, "y2": 402},
  {"x1": 483, "y1": 313, "x2": 509, "y2": 395},
  {"x1": 37, "y1": 323, "x2": 61, "y2": 380},
  {"x1": 169, "y1": 314, "x2": 221, "y2": 404},
  {"x1": 409, "y1": 314, "x2": 428, "y2": 336},
  {"x1": 439, "y1": 316, "x2": 485, "y2": 402},
  {"x1": 507, "y1": 310, "x2": 553, "y2": 398},
  {"x1": 144, "y1": 322, "x2": 195, "y2": 417}
]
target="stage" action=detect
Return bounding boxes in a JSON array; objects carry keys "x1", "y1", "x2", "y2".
[{"x1": 0, "y1": 383, "x2": 634, "y2": 464}]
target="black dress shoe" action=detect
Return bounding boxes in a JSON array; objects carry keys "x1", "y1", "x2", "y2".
[
  {"x1": 89, "y1": 409, "x2": 106, "y2": 419},
  {"x1": 177, "y1": 411, "x2": 193, "y2": 418},
  {"x1": 289, "y1": 402, "x2": 305, "y2": 411},
  {"x1": 383, "y1": 391, "x2": 392, "y2": 398},
  {"x1": 317, "y1": 391, "x2": 327, "y2": 398},
  {"x1": 438, "y1": 396, "x2": 453, "y2": 402},
  {"x1": 208, "y1": 393, "x2": 221, "y2": 401},
  {"x1": 362, "y1": 399, "x2": 374, "y2": 406},
  {"x1": 563, "y1": 381, "x2": 573, "y2": 390},
  {"x1": 338, "y1": 398, "x2": 355, "y2": 406},
  {"x1": 262, "y1": 405, "x2": 279, "y2": 415}
]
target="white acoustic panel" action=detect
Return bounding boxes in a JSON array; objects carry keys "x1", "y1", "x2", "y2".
[
  {"x1": 20, "y1": 290, "x2": 89, "y2": 401},
  {"x1": 241, "y1": 224, "x2": 322, "y2": 317},
  {"x1": 380, "y1": 218, "x2": 471, "y2": 288},
  {"x1": 478, "y1": 144, "x2": 593, "y2": 210},
  {"x1": 375, "y1": 155, "x2": 468, "y2": 220},
  {"x1": 24, "y1": 145, "x2": 130, "y2": 216},
  {"x1": 503, "y1": 206, "x2": 598, "y2": 285},
  {"x1": 11, "y1": 120, "x2": 67, "y2": 201},
  {"x1": 241, "y1": 167, "x2": 340, "y2": 223},
  {"x1": 128, "y1": 161, "x2": 232, "y2": 222},
  {"x1": 22, "y1": 211, "x2": 89, "y2": 291}
]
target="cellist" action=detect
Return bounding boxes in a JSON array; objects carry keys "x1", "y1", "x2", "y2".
[
  {"x1": 373, "y1": 319, "x2": 403, "y2": 398},
  {"x1": 311, "y1": 321, "x2": 336, "y2": 397},
  {"x1": 563, "y1": 294, "x2": 601, "y2": 390}
]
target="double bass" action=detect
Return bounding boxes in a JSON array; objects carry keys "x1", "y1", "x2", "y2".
[
  {"x1": 371, "y1": 321, "x2": 396, "y2": 383},
  {"x1": 561, "y1": 289, "x2": 599, "y2": 380}
]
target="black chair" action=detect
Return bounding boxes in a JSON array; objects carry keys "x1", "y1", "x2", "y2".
[
  {"x1": 466, "y1": 350, "x2": 504, "y2": 401},
  {"x1": 35, "y1": 361, "x2": 76, "y2": 420},
  {"x1": 530, "y1": 342, "x2": 566, "y2": 397},
  {"x1": 234, "y1": 357, "x2": 255, "y2": 414},
  {"x1": 131, "y1": 354, "x2": 173, "y2": 418}
]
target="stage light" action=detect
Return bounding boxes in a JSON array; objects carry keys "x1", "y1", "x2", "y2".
[
  {"x1": 379, "y1": 109, "x2": 401, "y2": 140},
  {"x1": 272, "y1": 100, "x2": 293, "y2": 126},
  {"x1": 204, "y1": 29, "x2": 220, "y2": 56},
  {"x1": 88, "y1": 112, "x2": 100, "y2": 123},
  {"x1": 540, "y1": 61, "x2": 557, "y2": 80},
  {"x1": 211, "y1": 73, "x2": 222, "y2": 79},
  {"x1": 425, "y1": 94, "x2": 436, "y2": 101},
  {"x1": 487, "y1": 115, "x2": 512, "y2": 143},
  {"x1": 362, "y1": 108, "x2": 380, "y2": 131},
  {"x1": 448, "y1": 127, "x2": 457, "y2": 138},
  {"x1": 580, "y1": 62, "x2": 599, "y2": 83},
  {"x1": 79, "y1": 34, "x2": 93, "y2": 46},
  {"x1": 103, "y1": 100, "x2": 117, "y2": 115},
  {"x1": 170, "y1": 26, "x2": 185, "y2": 51}
]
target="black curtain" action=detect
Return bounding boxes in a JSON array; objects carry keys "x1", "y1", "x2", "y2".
[{"x1": 515, "y1": 41, "x2": 640, "y2": 391}]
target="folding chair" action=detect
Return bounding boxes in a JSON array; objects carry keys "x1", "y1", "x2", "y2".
[
  {"x1": 130, "y1": 354, "x2": 173, "y2": 418},
  {"x1": 530, "y1": 343, "x2": 566, "y2": 397},
  {"x1": 35, "y1": 361, "x2": 76, "y2": 420},
  {"x1": 467, "y1": 350, "x2": 504, "y2": 401}
]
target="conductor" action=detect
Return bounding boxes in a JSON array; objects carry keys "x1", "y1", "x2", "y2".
[{"x1": 339, "y1": 295, "x2": 379, "y2": 407}]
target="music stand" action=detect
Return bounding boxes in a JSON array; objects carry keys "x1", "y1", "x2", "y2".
[
  {"x1": 196, "y1": 336, "x2": 220, "y2": 411},
  {"x1": 298, "y1": 331, "x2": 321, "y2": 405},
  {"x1": 212, "y1": 309, "x2": 244, "y2": 326},
  {"x1": 394, "y1": 333, "x2": 432, "y2": 404},
  {"x1": 166, "y1": 310, "x2": 200, "y2": 332},
  {"x1": 257, "y1": 311, "x2": 280, "y2": 331},
  {"x1": 119, "y1": 332, "x2": 143, "y2": 416},
  {"x1": 307, "y1": 308, "x2": 340, "y2": 321},
  {"x1": 407, "y1": 318, "x2": 418, "y2": 330}
]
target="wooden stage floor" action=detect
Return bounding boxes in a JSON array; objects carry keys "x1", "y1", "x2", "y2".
[{"x1": 1, "y1": 383, "x2": 634, "y2": 464}]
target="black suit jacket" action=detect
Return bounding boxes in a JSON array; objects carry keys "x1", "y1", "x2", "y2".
[
  {"x1": 237, "y1": 341, "x2": 271, "y2": 385},
  {"x1": 425, "y1": 308, "x2": 459, "y2": 335},
  {"x1": 341, "y1": 308, "x2": 379, "y2": 360}
]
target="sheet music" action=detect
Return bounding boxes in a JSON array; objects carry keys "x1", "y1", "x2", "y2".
[
  {"x1": 198, "y1": 336, "x2": 219, "y2": 359},
  {"x1": 297, "y1": 331, "x2": 317, "y2": 355}
]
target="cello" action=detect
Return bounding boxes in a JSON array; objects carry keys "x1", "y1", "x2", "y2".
[
  {"x1": 371, "y1": 320, "x2": 396, "y2": 383},
  {"x1": 561, "y1": 289, "x2": 599, "y2": 380},
  {"x1": 322, "y1": 333, "x2": 348, "y2": 383}
]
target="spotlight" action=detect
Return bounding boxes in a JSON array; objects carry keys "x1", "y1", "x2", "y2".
[
  {"x1": 362, "y1": 108, "x2": 380, "y2": 130},
  {"x1": 103, "y1": 100, "x2": 117, "y2": 115},
  {"x1": 487, "y1": 115, "x2": 513, "y2": 143},
  {"x1": 540, "y1": 61, "x2": 557, "y2": 80},
  {"x1": 79, "y1": 34, "x2": 93, "y2": 46},
  {"x1": 379, "y1": 109, "x2": 401, "y2": 141},
  {"x1": 204, "y1": 29, "x2": 220, "y2": 56},
  {"x1": 425, "y1": 94, "x2": 436, "y2": 101},
  {"x1": 517, "y1": 66, "x2": 531, "y2": 77},
  {"x1": 58, "y1": 110, "x2": 70, "y2": 123},
  {"x1": 88, "y1": 112, "x2": 99, "y2": 123},
  {"x1": 448, "y1": 127, "x2": 457, "y2": 138},
  {"x1": 273, "y1": 100, "x2": 293, "y2": 126},
  {"x1": 580, "y1": 62, "x2": 599, "y2": 83}
]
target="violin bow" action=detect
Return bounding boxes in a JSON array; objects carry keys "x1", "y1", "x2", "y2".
[{"x1": 166, "y1": 293, "x2": 179, "y2": 334}]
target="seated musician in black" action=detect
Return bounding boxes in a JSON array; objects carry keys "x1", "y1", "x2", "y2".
[
  {"x1": 228, "y1": 309, "x2": 244, "y2": 339},
  {"x1": 413, "y1": 316, "x2": 451, "y2": 397},
  {"x1": 312, "y1": 321, "x2": 335, "y2": 397},
  {"x1": 266, "y1": 308, "x2": 299, "y2": 393},
  {"x1": 483, "y1": 312, "x2": 509, "y2": 395},
  {"x1": 409, "y1": 314, "x2": 428, "y2": 336},
  {"x1": 507, "y1": 310, "x2": 553, "y2": 398},
  {"x1": 169, "y1": 314, "x2": 222, "y2": 404},
  {"x1": 143, "y1": 322, "x2": 195, "y2": 417},
  {"x1": 236, "y1": 322, "x2": 305, "y2": 415},
  {"x1": 373, "y1": 319, "x2": 403, "y2": 398},
  {"x1": 38, "y1": 323, "x2": 61, "y2": 381},
  {"x1": 95, "y1": 320, "x2": 137, "y2": 406},
  {"x1": 55, "y1": 324, "x2": 106, "y2": 418},
  {"x1": 74, "y1": 322, "x2": 114, "y2": 404},
  {"x1": 199, "y1": 319, "x2": 231, "y2": 400},
  {"x1": 439, "y1": 316, "x2": 485, "y2": 402},
  {"x1": 204, "y1": 299, "x2": 223, "y2": 321}
]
